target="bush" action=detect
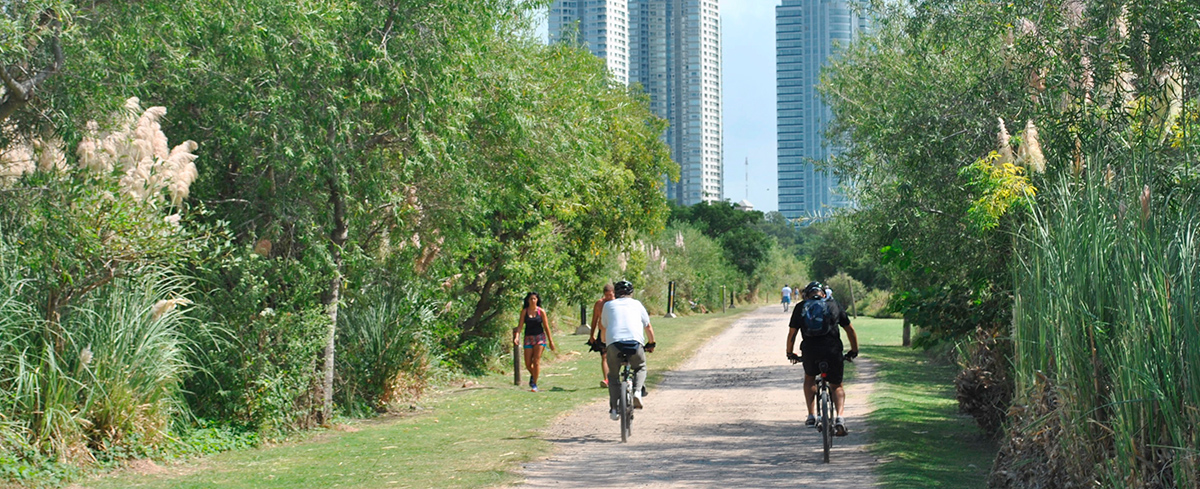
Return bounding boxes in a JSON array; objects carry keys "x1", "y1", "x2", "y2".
[
  {"x1": 336, "y1": 287, "x2": 440, "y2": 416},
  {"x1": 857, "y1": 289, "x2": 896, "y2": 318},
  {"x1": 823, "y1": 272, "x2": 866, "y2": 315}
]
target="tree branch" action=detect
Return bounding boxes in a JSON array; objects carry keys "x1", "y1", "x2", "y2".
[{"x1": 0, "y1": 15, "x2": 64, "y2": 123}]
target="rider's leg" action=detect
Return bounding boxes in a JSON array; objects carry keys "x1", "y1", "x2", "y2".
[
  {"x1": 604, "y1": 344, "x2": 623, "y2": 409},
  {"x1": 803, "y1": 374, "x2": 817, "y2": 416},
  {"x1": 832, "y1": 383, "x2": 846, "y2": 417},
  {"x1": 627, "y1": 345, "x2": 647, "y2": 398}
]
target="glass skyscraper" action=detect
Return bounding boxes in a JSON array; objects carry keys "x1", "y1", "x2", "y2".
[
  {"x1": 551, "y1": 0, "x2": 722, "y2": 206},
  {"x1": 776, "y1": 0, "x2": 868, "y2": 220}
]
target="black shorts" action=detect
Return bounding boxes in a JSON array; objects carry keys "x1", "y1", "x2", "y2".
[{"x1": 800, "y1": 338, "x2": 844, "y2": 385}]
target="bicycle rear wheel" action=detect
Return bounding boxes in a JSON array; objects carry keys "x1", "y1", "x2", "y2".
[
  {"x1": 619, "y1": 380, "x2": 632, "y2": 442},
  {"x1": 819, "y1": 385, "x2": 832, "y2": 463}
]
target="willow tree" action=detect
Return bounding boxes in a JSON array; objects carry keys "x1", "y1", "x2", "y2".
[{"x1": 45, "y1": 0, "x2": 536, "y2": 425}]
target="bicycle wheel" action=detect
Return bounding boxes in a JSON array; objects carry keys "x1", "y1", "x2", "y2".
[
  {"x1": 819, "y1": 385, "x2": 832, "y2": 463},
  {"x1": 619, "y1": 380, "x2": 631, "y2": 442}
]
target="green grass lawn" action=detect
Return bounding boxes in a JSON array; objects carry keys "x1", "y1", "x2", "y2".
[
  {"x1": 79, "y1": 307, "x2": 752, "y2": 489},
  {"x1": 853, "y1": 317, "x2": 998, "y2": 488},
  {"x1": 79, "y1": 310, "x2": 997, "y2": 489}
]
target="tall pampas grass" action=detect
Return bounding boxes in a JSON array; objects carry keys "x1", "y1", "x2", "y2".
[
  {"x1": 1016, "y1": 119, "x2": 1046, "y2": 173},
  {"x1": 77, "y1": 97, "x2": 199, "y2": 206},
  {"x1": 996, "y1": 118, "x2": 1015, "y2": 166}
]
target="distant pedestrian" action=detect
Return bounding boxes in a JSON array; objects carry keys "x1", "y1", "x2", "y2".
[
  {"x1": 513, "y1": 292, "x2": 556, "y2": 392},
  {"x1": 781, "y1": 284, "x2": 793, "y2": 312},
  {"x1": 824, "y1": 286, "x2": 834, "y2": 301},
  {"x1": 588, "y1": 283, "x2": 616, "y2": 388}
]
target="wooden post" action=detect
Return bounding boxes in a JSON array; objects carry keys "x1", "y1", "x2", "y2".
[
  {"x1": 665, "y1": 281, "x2": 677, "y2": 318},
  {"x1": 513, "y1": 344, "x2": 521, "y2": 385},
  {"x1": 721, "y1": 286, "x2": 727, "y2": 313},
  {"x1": 846, "y1": 276, "x2": 858, "y2": 318}
]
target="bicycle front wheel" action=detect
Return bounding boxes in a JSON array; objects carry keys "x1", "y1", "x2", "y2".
[
  {"x1": 620, "y1": 381, "x2": 632, "y2": 442},
  {"x1": 819, "y1": 386, "x2": 832, "y2": 463}
]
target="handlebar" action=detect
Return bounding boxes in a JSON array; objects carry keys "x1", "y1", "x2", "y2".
[{"x1": 787, "y1": 352, "x2": 857, "y2": 364}]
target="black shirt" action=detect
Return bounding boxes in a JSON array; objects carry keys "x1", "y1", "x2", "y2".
[{"x1": 788, "y1": 298, "x2": 850, "y2": 343}]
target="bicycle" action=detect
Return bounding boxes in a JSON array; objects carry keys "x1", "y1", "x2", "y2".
[
  {"x1": 790, "y1": 353, "x2": 853, "y2": 463},
  {"x1": 613, "y1": 342, "x2": 654, "y2": 443}
]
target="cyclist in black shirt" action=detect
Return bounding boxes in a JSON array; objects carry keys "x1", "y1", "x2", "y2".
[{"x1": 786, "y1": 282, "x2": 859, "y2": 436}]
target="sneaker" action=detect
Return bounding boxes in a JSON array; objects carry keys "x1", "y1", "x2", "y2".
[
  {"x1": 600, "y1": 379, "x2": 608, "y2": 388},
  {"x1": 834, "y1": 417, "x2": 847, "y2": 436},
  {"x1": 610, "y1": 409, "x2": 620, "y2": 421},
  {"x1": 805, "y1": 415, "x2": 816, "y2": 426},
  {"x1": 530, "y1": 382, "x2": 538, "y2": 392},
  {"x1": 632, "y1": 392, "x2": 644, "y2": 409}
]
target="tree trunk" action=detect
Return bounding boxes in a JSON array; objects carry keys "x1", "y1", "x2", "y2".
[
  {"x1": 902, "y1": 314, "x2": 912, "y2": 347},
  {"x1": 321, "y1": 175, "x2": 348, "y2": 425},
  {"x1": 459, "y1": 271, "x2": 503, "y2": 338}
]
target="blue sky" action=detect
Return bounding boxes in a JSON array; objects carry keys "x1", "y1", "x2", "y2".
[
  {"x1": 537, "y1": 1, "x2": 780, "y2": 211},
  {"x1": 721, "y1": 1, "x2": 778, "y2": 212}
]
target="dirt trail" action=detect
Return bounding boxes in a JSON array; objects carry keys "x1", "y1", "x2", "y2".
[{"x1": 510, "y1": 305, "x2": 880, "y2": 488}]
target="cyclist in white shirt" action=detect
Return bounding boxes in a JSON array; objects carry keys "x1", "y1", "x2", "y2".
[{"x1": 597, "y1": 280, "x2": 657, "y2": 420}]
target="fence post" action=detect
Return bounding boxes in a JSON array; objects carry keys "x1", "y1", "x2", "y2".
[
  {"x1": 665, "y1": 281, "x2": 677, "y2": 318},
  {"x1": 721, "y1": 285, "x2": 727, "y2": 313},
  {"x1": 513, "y1": 344, "x2": 521, "y2": 386},
  {"x1": 575, "y1": 303, "x2": 591, "y2": 335}
]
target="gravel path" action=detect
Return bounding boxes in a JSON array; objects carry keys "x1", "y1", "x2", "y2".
[{"x1": 512, "y1": 305, "x2": 881, "y2": 488}]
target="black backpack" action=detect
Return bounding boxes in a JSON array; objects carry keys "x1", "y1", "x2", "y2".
[{"x1": 800, "y1": 299, "x2": 836, "y2": 338}]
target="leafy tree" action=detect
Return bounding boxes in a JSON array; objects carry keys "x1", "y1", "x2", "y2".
[
  {"x1": 0, "y1": 0, "x2": 67, "y2": 125},
  {"x1": 820, "y1": 0, "x2": 1027, "y2": 343}
]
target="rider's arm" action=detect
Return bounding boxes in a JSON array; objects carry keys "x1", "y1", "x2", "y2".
[
  {"x1": 644, "y1": 323, "x2": 655, "y2": 345},
  {"x1": 837, "y1": 306, "x2": 858, "y2": 355},
  {"x1": 843, "y1": 323, "x2": 859, "y2": 355},
  {"x1": 786, "y1": 327, "x2": 799, "y2": 356}
]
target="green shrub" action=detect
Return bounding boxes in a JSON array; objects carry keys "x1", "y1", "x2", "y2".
[
  {"x1": 823, "y1": 272, "x2": 867, "y2": 315},
  {"x1": 336, "y1": 287, "x2": 440, "y2": 416},
  {"x1": 858, "y1": 289, "x2": 896, "y2": 318}
]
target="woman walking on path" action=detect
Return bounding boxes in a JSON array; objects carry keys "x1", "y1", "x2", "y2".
[{"x1": 514, "y1": 292, "x2": 556, "y2": 392}]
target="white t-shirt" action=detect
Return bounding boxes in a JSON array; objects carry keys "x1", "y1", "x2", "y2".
[
  {"x1": 781, "y1": 286, "x2": 793, "y2": 300},
  {"x1": 601, "y1": 297, "x2": 651, "y2": 345}
]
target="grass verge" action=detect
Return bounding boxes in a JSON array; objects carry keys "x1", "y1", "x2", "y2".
[
  {"x1": 854, "y1": 317, "x2": 997, "y2": 488},
  {"x1": 75, "y1": 306, "x2": 753, "y2": 489}
]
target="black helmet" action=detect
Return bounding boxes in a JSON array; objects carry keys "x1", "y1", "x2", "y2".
[
  {"x1": 803, "y1": 281, "x2": 824, "y2": 295},
  {"x1": 613, "y1": 280, "x2": 634, "y2": 297}
]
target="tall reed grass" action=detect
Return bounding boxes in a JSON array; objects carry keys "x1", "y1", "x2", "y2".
[
  {"x1": 1010, "y1": 161, "x2": 1199, "y2": 487},
  {"x1": 0, "y1": 233, "x2": 201, "y2": 469},
  {"x1": 336, "y1": 287, "x2": 440, "y2": 415}
]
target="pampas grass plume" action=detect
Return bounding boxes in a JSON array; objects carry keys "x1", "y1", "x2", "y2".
[
  {"x1": 1016, "y1": 120, "x2": 1046, "y2": 173},
  {"x1": 997, "y1": 118, "x2": 1015, "y2": 166}
]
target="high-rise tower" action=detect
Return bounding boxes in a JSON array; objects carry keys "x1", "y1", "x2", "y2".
[
  {"x1": 551, "y1": 0, "x2": 722, "y2": 206},
  {"x1": 550, "y1": 0, "x2": 630, "y2": 85},
  {"x1": 776, "y1": 0, "x2": 868, "y2": 219}
]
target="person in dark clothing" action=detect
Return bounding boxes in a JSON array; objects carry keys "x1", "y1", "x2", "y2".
[
  {"x1": 513, "y1": 292, "x2": 556, "y2": 392},
  {"x1": 786, "y1": 281, "x2": 859, "y2": 436}
]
